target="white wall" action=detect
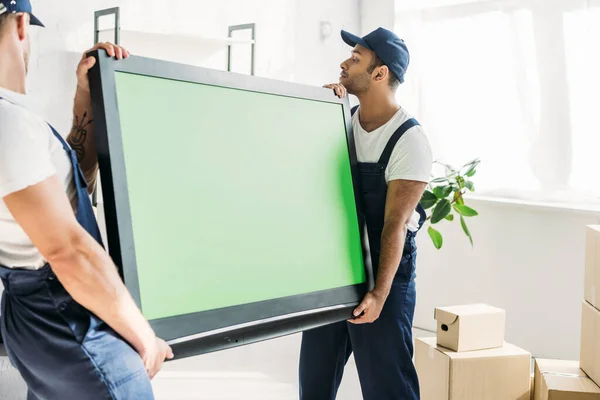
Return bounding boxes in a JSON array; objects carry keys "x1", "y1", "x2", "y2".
[
  {"x1": 360, "y1": 0, "x2": 395, "y2": 33},
  {"x1": 414, "y1": 199, "x2": 600, "y2": 360},
  {"x1": 26, "y1": 0, "x2": 359, "y2": 134}
]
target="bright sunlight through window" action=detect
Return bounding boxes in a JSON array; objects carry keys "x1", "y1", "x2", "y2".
[{"x1": 395, "y1": 0, "x2": 600, "y2": 206}]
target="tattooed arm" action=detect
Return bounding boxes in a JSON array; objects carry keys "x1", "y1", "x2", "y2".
[
  {"x1": 67, "y1": 94, "x2": 97, "y2": 194},
  {"x1": 67, "y1": 43, "x2": 130, "y2": 195}
]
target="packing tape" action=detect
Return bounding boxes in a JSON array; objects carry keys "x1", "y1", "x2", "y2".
[
  {"x1": 429, "y1": 347, "x2": 435, "y2": 359},
  {"x1": 542, "y1": 371, "x2": 581, "y2": 378}
]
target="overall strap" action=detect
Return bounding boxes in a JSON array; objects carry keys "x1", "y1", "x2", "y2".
[
  {"x1": 47, "y1": 124, "x2": 70, "y2": 152},
  {"x1": 47, "y1": 124, "x2": 87, "y2": 192},
  {"x1": 378, "y1": 118, "x2": 420, "y2": 164}
]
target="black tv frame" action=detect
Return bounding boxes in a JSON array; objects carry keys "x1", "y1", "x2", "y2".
[{"x1": 88, "y1": 50, "x2": 374, "y2": 359}]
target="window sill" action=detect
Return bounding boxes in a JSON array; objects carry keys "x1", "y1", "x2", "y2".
[{"x1": 463, "y1": 194, "x2": 600, "y2": 216}]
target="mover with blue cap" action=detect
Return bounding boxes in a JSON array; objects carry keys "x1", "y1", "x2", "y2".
[
  {"x1": 0, "y1": 1, "x2": 172, "y2": 398},
  {"x1": 299, "y1": 27, "x2": 433, "y2": 400}
]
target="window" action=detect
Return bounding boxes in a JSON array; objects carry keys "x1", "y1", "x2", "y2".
[
  {"x1": 564, "y1": 7, "x2": 600, "y2": 203},
  {"x1": 395, "y1": 0, "x2": 600, "y2": 206}
]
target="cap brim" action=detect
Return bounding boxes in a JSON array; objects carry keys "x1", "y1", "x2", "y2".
[
  {"x1": 341, "y1": 30, "x2": 371, "y2": 50},
  {"x1": 29, "y1": 14, "x2": 44, "y2": 27}
]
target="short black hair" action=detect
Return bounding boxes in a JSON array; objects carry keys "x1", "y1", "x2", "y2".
[{"x1": 367, "y1": 56, "x2": 401, "y2": 90}]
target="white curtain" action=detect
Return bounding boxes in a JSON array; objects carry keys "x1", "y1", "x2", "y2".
[{"x1": 394, "y1": 0, "x2": 600, "y2": 206}]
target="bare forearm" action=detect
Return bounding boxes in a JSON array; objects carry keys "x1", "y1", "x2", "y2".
[
  {"x1": 50, "y1": 234, "x2": 155, "y2": 354},
  {"x1": 67, "y1": 90, "x2": 98, "y2": 192},
  {"x1": 374, "y1": 218, "x2": 407, "y2": 298}
]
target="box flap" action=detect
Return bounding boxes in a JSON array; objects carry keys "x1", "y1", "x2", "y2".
[
  {"x1": 436, "y1": 304, "x2": 504, "y2": 318},
  {"x1": 537, "y1": 359, "x2": 586, "y2": 377},
  {"x1": 439, "y1": 341, "x2": 530, "y2": 360},
  {"x1": 434, "y1": 308, "x2": 459, "y2": 326},
  {"x1": 536, "y1": 359, "x2": 600, "y2": 396}
]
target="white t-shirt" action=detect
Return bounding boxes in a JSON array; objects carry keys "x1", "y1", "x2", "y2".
[
  {"x1": 0, "y1": 88, "x2": 77, "y2": 269},
  {"x1": 352, "y1": 106, "x2": 433, "y2": 232}
]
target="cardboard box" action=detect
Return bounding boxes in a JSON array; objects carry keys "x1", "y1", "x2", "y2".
[
  {"x1": 585, "y1": 226, "x2": 600, "y2": 310},
  {"x1": 534, "y1": 358, "x2": 600, "y2": 400},
  {"x1": 434, "y1": 303, "x2": 505, "y2": 352},
  {"x1": 581, "y1": 301, "x2": 600, "y2": 387},
  {"x1": 415, "y1": 337, "x2": 531, "y2": 400}
]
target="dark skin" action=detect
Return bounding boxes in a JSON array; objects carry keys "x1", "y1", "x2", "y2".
[{"x1": 325, "y1": 45, "x2": 427, "y2": 324}]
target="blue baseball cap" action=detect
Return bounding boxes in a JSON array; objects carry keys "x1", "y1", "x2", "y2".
[
  {"x1": 0, "y1": 0, "x2": 44, "y2": 27},
  {"x1": 341, "y1": 27, "x2": 409, "y2": 83}
]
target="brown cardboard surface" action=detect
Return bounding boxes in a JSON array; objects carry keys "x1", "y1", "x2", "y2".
[
  {"x1": 416, "y1": 337, "x2": 450, "y2": 400},
  {"x1": 581, "y1": 301, "x2": 600, "y2": 388},
  {"x1": 434, "y1": 304, "x2": 506, "y2": 352},
  {"x1": 416, "y1": 337, "x2": 531, "y2": 400},
  {"x1": 585, "y1": 226, "x2": 600, "y2": 310},
  {"x1": 534, "y1": 359, "x2": 600, "y2": 400}
]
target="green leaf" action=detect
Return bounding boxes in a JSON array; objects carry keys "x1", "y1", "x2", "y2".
[
  {"x1": 433, "y1": 185, "x2": 453, "y2": 199},
  {"x1": 430, "y1": 177, "x2": 449, "y2": 184},
  {"x1": 454, "y1": 204, "x2": 479, "y2": 217},
  {"x1": 465, "y1": 181, "x2": 475, "y2": 191},
  {"x1": 431, "y1": 199, "x2": 451, "y2": 224},
  {"x1": 460, "y1": 215, "x2": 473, "y2": 246},
  {"x1": 445, "y1": 214, "x2": 454, "y2": 222},
  {"x1": 461, "y1": 158, "x2": 480, "y2": 168},
  {"x1": 463, "y1": 163, "x2": 479, "y2": 177},
  {"x1": 420, "y1": 190, "x2": 438, "y2": 210},
  {"x1": 428, "y1": 226, "x2": 443, "y2": 249},
  {"x1": 460, "y1": 159, "x2": 480, "y2": 177}
]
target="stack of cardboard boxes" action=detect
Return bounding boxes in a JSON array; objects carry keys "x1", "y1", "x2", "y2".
[
  {"x1": 530, "y1": 225, "x2": 600, "y2": 399},
  {"x1": 415, "y1": 304, "x2": 532, "y2": 399},
  {"x1": 581, "y1": 225, "x2": 600, "y2": 385},
  {"x1": 416, "y1": 225, "x2": 600, "y2": 399}
]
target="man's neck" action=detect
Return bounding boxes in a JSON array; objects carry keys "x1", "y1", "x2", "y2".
[
  {"x1": 355, "y1": 90, "x2": 400, "y2": 132},
  {"x1": 0, "y1": 45, "x2": 26, "y2": 94}
]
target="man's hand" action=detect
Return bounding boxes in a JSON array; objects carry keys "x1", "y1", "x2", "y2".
[
  {"x1": 76, "y1": 42, "x2": 130, "y2": 94},
  {"x1": 140, "y1": 337, "x2": 174, "y2": 379},
  {"x1": 324, "y1": 83, "x2": 347, "y2": 98},
  {"x1": 348, "y1": 290, "x2": 387, "y2": 324}
]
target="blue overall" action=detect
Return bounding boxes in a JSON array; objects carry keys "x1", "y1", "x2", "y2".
[
  {"x1": 299, "y1": 106, "x2": 426, "y2": 400},
  {"x1": 0, "y1": 109, "x2": 154, "y2": 399}
]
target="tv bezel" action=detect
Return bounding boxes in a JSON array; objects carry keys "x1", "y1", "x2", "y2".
[{"x1": 88, "y1": 50, "x2": 374, "y2": 359}]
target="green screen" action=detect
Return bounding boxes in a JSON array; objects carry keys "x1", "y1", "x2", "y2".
[{"x1": 114, "y1": 72, "x2": 365, "y2": 320}]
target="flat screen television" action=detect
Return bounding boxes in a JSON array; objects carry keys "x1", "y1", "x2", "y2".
[{"x1": 88, "y1": 50, "x2": 373, "y2": 359}]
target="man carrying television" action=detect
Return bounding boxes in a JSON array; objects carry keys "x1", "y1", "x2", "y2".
[
  {"x1": 0, "y1": 1, "x2": 172, "y2": 398},
  {"x1": 299, "y1": 27, "x2": 433, "y2": 400}
]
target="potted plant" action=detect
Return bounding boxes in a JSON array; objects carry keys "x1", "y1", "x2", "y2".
[{"x1": 420, "y1": 158, "x2": 481, "y2": 249}]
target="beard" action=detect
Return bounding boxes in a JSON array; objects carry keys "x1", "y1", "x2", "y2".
[{"x1": 342, "y1": 71, "x2": 371, "y2": 96}]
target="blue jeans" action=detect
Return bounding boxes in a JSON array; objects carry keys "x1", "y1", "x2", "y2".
[{"x1": 0, "y1": 265, "x2": 154, "y2": 400}]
